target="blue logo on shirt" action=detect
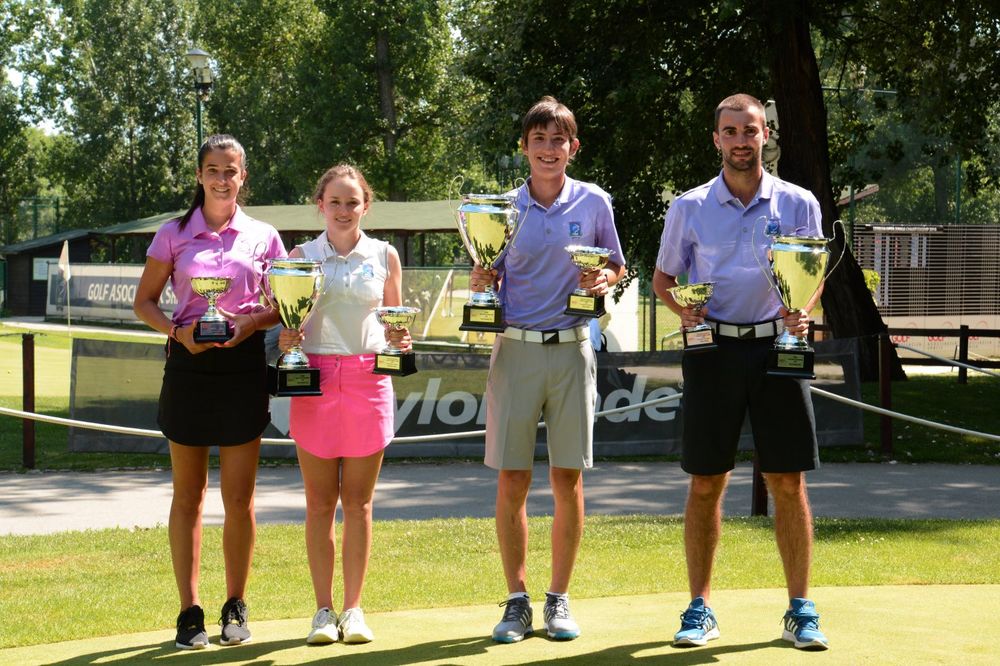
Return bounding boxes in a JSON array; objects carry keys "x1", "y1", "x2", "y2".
[
  {"x1": 361, "y1": 263, "x2": 374, "y2": 280},
  {"x1": 568, "y1": 222, "x2": 582, "y2": 238},
  {"x1": 764, "y1": 218, "x2": 781, "y2": 236}
]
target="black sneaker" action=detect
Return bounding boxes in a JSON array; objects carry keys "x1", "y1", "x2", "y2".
[
  {"x1": 175, "y1": 605, "x2": 208, "y2": 650},
  {"x1": 219, "y1": 597, "x2": 252, "y2": 645}
]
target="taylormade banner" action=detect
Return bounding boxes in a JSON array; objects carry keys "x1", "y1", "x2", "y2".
[{"x1": 68, "y1": 340, "x2": 862, "y2": 459}]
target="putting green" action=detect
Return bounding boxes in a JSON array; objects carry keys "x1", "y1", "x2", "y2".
[
  {"x1": 0, "y1": 339, "x2": 70, "y2": 398},
  {"x1": 1, "y1": 585, "x2": 996, "y2": 664}
]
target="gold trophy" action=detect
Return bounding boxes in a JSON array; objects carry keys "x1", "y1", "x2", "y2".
[
  {"x1": 373, "y1": 306, "x2": 421, "y2": 376},
  {"x1": 668, "y1": 281, "x2": 716, "y2": 351},
  {"x1": 190, "y1": 276, "x2": 234, "y2": 342},
  {"x1": 564, "y1": 245, "x2": 614, "y2": 317},
  {"x1": 754, "y1": 220, "x2": 846, "y2": 379},
  {"x1": 264, "y1": 259, "x2": 324, "y2": 396},
  {"x1": 455, "y1": 193, "x2": 523, "y2": 332}
]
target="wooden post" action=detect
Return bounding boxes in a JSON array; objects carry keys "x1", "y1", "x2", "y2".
[
  {"x1": 879, "y1": 332, "x2": 893, "y2": 456},
  {"x1": 22, "y1": 333, "x2": 36, "y2": 469},
  {"x1": 751, "y1": 454, "x2": 768, "y2": 517},
  {"x1": 958, "y1": 325, "x2": 969, "y2": 385}
]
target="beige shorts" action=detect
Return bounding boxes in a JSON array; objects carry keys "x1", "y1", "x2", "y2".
[{"x1": 484, "y1": 329, "x2": 597, "y2": 470}]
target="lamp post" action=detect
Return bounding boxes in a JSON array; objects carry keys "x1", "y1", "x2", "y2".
[{"x1": 185, "y1": 48, "x2": 214, "y2": 149}]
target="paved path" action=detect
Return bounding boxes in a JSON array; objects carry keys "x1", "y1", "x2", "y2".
[{"x1": 2, "y1": 461, "x2": 998, "y2": 536}]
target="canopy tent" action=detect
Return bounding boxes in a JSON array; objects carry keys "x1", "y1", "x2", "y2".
[
  {"x1": 98, "y1": 201, "x2": 458, "y2": 235},
  {"x1": 95, "y1": 200, "x2": 460, "y2": 265}
]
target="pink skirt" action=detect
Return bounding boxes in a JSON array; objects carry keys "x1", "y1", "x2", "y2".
[{"x1": 289, "y1": 353, "x2": 394, "y2": 459}]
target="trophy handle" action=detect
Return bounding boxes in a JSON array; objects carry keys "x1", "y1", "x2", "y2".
[
  {"x1": 751, "y1": 215, "x2": 777, "y2": 292},
  {"x1": 447, "y1": 175, "x2": 465, "y2": 213},
  {"x1": 824, "y1": 219, "x2": 849, "y2": 279}
]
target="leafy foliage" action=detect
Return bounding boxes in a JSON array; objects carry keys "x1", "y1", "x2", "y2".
[{"x1": 17, "y1": 0, "x2": 197, "y2": 228}]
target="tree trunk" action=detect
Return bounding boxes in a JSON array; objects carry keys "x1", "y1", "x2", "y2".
[
  {"x1": 375, "y1": 27, "x2": 404, "y2": 201},
  {"x1": 760, "y1": 0, "x2": 904, "y2": 381}
]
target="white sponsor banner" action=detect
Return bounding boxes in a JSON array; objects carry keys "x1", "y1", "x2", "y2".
[{"x1": 46, "y1": 264, "x2": 176, "y2": 321}]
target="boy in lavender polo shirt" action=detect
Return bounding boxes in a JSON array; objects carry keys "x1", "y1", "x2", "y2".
[
  {"x1": 653, "y1": 93, "x2": 830, "y2": 651},
  {"x1": 471, "y1": 96, "x2": 625, "y2": 643}
]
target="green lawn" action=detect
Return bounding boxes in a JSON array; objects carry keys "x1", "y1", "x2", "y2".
[{"x1": 1, "y1": 515, "x2": 997, "y2": 649}]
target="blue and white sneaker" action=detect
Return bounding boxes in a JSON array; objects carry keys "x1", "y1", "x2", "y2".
[
  {"x1": 673, "y1": 597, "x2": 720, "y2": 647},
  {"x1": 492, "y1": 595, "x2": 533, "y2": 643},
  {"x1": 782, "y1": 598, "x2": 829, "y2": 650},
  {"x1": 543, "y1": 593, "x2": 580, "y2": 640}
]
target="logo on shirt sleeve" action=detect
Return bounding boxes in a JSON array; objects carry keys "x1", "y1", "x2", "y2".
[{"x1": 568, "y1": 222, "x2": 582, "y2": 238}]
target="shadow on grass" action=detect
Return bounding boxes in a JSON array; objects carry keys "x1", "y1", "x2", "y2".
[
  {"x1": 37, "y1": 635, "x2": 795, "y2": 664},
  {"x1": 549, "y1": 639, "x2": 786, "y2": 664}
]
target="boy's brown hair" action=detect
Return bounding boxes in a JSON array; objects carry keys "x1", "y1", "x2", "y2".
[{"x1": 521, "y1": 96, "x2": 578, "y2": 145}]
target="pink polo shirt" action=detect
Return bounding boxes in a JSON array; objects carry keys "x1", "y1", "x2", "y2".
[{"x1": 147, "y1": 205, "x2": 287, "y2": 325}]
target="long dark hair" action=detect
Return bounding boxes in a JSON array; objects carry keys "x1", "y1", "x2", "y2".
[{"x1": 177, "y1": 134, "x2": 248, "y2": 230}]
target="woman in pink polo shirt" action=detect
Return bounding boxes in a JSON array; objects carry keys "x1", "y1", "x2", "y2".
[
  {"x1": 277, "y1": 164, "x2": 408, "y2": 646},
  {"x1": 133, "y1": 134, "x2": 286, "y2": 650}
]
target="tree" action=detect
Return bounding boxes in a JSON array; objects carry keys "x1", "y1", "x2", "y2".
[
  {"x1": 195, "y1": 0, "x2": 322, "y2": 204},
  {"x1": 296, "y1": 0, "x2": 466, "y2": 202},
  {"x1": 0, "y1": 1, "x2": 34, "y2": 242},
  {"x1": 22, "y1": 0, "x2": 197, "y2": 228}
]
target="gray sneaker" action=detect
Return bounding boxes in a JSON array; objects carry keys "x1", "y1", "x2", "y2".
[
  {"x1": 219, "y1": 597, "x2": 251, "y2": 646},
  {"x1": 543, "y1": 593, "x2": 580, "y2": 640},
  {"x1": 492, "y1": 596, "x2": 533, "y2": 643}
]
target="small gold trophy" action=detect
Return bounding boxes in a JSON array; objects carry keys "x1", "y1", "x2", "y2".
[
  {"x1": 373, "y1": 306, "x2": 420, "y2": 376},
  {"x1": 564, "y1": 245, "x2": 614, "y2": 317},
  {"x1": 668, "y1": 282, "x2": 716, "y2": 352},
  {"x1": 190, "y1": 276, "x2": 234, "y2": 343}
]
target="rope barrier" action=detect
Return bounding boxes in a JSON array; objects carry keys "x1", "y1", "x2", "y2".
[
  {"x1": 0, "y1": 393, "x2": 685, "y2": 446},
  {"x1": 896, "y1": 344, "x2": 1000, "y2": 378},
  {"x1": 4, "y1": 383, "x2": 997, "y2": 445},
  {"x1": 809, "y1": 386, "x2": 1000, "y2": 442}
]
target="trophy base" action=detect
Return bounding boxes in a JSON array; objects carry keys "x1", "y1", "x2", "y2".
[
  {"x1": 193, "y1": 320, "x2": 232, "y2": 343},
  {"x1": 564, "y1": 294, "x2": 605, "y2": 318},
  {"x1": 682, "y1": 327, "x2": 717, "y2": 352},
  {"x1": 373, "y1": 352, "x2": 417, "y2": 376},
  {"x1": 766, "y1": 348, "x2": 816, "y2": 379},
  {"x1": 460, "y1": 304, "x2": 505, "y2": 333},
  {"x1": 267, "y1": 364, "x2": 322, "y2": 396}
]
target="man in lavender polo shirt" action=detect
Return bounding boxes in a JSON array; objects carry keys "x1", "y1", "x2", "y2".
[
  {"x1": 653, "y1": 93, "x2": 830, "y2": 651},
  {"x1": 471, "y1": 96, "x2": 624, "y2": 644}
]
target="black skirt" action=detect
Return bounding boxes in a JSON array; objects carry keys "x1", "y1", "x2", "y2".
[{"x1": 158, "y1": 331, "x2": 270, "y2": 447}]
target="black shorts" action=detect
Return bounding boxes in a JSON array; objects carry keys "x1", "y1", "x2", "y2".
[
  {"x1": 680, "y1": 337, "x2": 819, "y2": 475},
  {"x1": 158, "y1": 331, "x2": 270, "y2": 447}
]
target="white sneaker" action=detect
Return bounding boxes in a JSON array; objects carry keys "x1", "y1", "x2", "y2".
[
  {"x1": 306, "y1": 607, "x2": 339, "y2": 645},
  {"x1": 338, "y1": 607, "x2": 374, "y2": 644}
]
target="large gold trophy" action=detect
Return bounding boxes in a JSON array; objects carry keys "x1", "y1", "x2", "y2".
[
  {"x1": 455, "y1": 193, "x2": 523, "y2": 332},
  {"x1": 264, "y1": 259, "x2": 324, "y2": 396},
  {"x1": 755, "y1": 221, "x2": 845, "y2": 379}
]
